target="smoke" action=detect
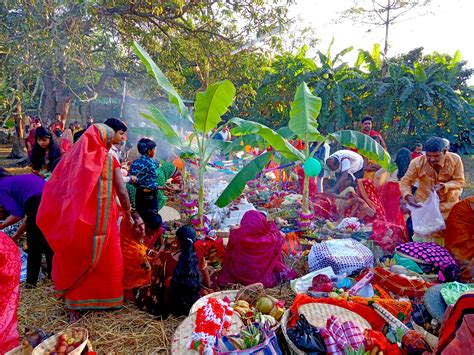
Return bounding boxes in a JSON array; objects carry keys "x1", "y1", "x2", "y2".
[{"x1": 121, "y1": 95, "x2": 194, "y2": 161}]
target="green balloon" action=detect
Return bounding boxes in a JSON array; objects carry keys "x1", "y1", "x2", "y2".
[{"x1": 303, "y1": 158, "x2": 322, "y2": 177}]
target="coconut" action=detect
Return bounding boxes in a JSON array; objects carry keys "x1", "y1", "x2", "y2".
[{"x1": 256, "y1": 297, "x2": 273, "y2": 314}]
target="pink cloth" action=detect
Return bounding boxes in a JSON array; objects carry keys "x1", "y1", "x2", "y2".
[
  {"x1": 218, "y1": 211, "x2": 286, "y2": 288},
  {"x1": 322, "y1": 316, "x2": 364, "y2": 354},
  {"x1": 0, "y1": 231, "x2": 21, "y2": 353}
]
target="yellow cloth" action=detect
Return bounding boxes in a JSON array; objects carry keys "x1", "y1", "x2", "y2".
[{"x1": 400, "y1": 153, "x2": 464, "y2": 219}]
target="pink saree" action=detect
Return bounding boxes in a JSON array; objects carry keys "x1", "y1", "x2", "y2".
[{"x1": 218, "y1": 211, "x2": 286, "y2": 288}]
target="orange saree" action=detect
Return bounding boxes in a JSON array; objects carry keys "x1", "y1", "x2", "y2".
[
  {"x1": 444, "y1": 196, "x2": 474, "y2": 280},
  {"x1": 120, "y1": 219, "x2": 152, "y2": 291},
  {"x1": 37, "y1": 124, "x2": 124, "y2": 310}
]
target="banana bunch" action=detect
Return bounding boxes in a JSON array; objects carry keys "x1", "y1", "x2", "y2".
[
  {"x1": 233, "y1": 300, "x2": 253, "y2": 319},
  {"x1": 254, "y1": 312, "x2": 277, "y2": 327}
]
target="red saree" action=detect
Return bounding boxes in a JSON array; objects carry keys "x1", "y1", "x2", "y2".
[
  {"x1": 357, "y1": 179, "x2": 407, "y2": 252},
  {"x1": 0, "y1": 231, "x2": 21, "y2": 353},
  {"x1": 37, "y1": 124, "x2": 124, "y2": 310}
]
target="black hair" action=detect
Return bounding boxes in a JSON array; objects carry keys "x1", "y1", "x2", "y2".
[
  {"x1": 395, "y1": 148, "x2": 412, "y2": 180},
  {"x1": 169, "y1": 226, "x2": 202, "y2": 316},
  {"x1": 137, "y1": 138, "x2": 156, "y2": 155},
  {"x1": 414, "y1": 142, "x2": 423, "y2": 148},
  {"x1": 0, "y1": 167, "x2": 12, "y2": 178},
  {"x1": 141, "y1": 210, "x2": 162, "y2": 231},
  {"x1": 104, "y1": 118, "x2": 127, "y2": 132},
  {"x1": 425, "y1": 137, "x2": 447, "y2": 153},
  {"x1": 54, "y1": 129, "x2": 62, "y2": 138},
  {"x1": 73, "y1": 129, "x2": 85, "y2": 143},
  {"x1": 361, "y1": 115, "x2": 373, "y2": 123},
  {"x1": 31, "y1": 127, "x2": 61, "y2": 172}
]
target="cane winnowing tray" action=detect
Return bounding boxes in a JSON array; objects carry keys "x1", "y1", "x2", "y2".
[{"x1": 298, "y1": 303, "x2": 372, "y2": 330}]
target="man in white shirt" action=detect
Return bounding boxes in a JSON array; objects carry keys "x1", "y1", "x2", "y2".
[{"x1": 326, "y1": 150, "x2": 364, "y2": 192}]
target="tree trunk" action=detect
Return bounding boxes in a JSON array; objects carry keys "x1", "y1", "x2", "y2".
[
  {"x1": 41, "y1": 73, "x2": 57, "y2": 124},
  {"x1": 56, "y1": 93, "x2": 73, "y2": 125},
  {"x1": 381, "y1": 0, "x2": 390, "y2": 77},
  {"x1": 8, "y1": 86, "x2": 26, "y2": 159}
]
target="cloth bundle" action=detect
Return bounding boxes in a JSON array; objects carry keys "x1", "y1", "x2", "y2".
[
  {"x1": 286, "y1": 314, "x2": 326, "y2": 354},
  {"x1": 308, "y1": 239, "x2": 373, "y2": 275},
  {"x1": 320, "y1": 316, "x2": 365, "y2": 355},
  {"x1": 396, "y1": 242, "x2": 458, "y2": 279}
]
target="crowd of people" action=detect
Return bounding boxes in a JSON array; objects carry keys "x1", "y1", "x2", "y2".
[{"x1": 0, "y1": 113, "x2": 472, "y2": 352}]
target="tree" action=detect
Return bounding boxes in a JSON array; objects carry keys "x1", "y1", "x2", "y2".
[
  {"x1": 341, "y1": 0, "x2": 432, "y2": 57},
  {"x1": 216, "y1": 82, "x2": 392, "y2": 221},
  {"x1": 1, "y1": 0, "x2": 293, "y2": 157},
  {"x1": 132, "y1": 41, "x2": 236, "y2": 229}
]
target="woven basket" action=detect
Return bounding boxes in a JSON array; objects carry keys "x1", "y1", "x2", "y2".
[
  {"x1": 189, "y1": 290, "x2": 239, "y2": 315},
  {"x1": 235, "y1": 283, "x2": 265, "y2": 305},
  {"x1": 171, "y1": 312, "x2": 244, "y2": 354},
  {"x1": 372, "y1": 303, "x2": 410, "y2": 332},
  {"x1": 280, "y1": 309, "x2": 305, "y2": 355},
  {"x1": 32, "y1": 328, "x2": 89, "y2": 355},
  {"x1": 412, "y1": 322, "x2": 439, "y2": 349},
  {"x1": 159, "y1": 206, "x2": 181, "y2": 221},
  {"x1": 298, "y1": 303, "x2": 372, "y2": 330}
]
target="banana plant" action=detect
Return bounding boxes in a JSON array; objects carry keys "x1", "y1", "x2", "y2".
[
  {"x1": 132, "y1": 41, "x2": 236, "y2": 227},
  {"x1": 216, "y1": 82, "x2": 393, "y2": 216}
]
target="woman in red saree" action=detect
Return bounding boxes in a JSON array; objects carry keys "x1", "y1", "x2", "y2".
[
  {"x1": 37, "y1": 124, "x2": 132, "y2": 319},
  {"x1": 0, "y1": 231, "x2": 21, "y2": 353},
  {"x1": 356, "y1": 178, "x2": 407, "y2": 253}
]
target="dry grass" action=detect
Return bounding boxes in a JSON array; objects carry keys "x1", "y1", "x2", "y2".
[
  {"x1": 18, "y1": 281, "x2": 295, "y2": 354},
  {"x1": 18, "y1": 281, "x2": 185, "y2": 354}
]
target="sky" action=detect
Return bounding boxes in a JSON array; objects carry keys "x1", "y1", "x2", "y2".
[{"x1": 290, "y1": 0, "x2": 473, "y2": 70}]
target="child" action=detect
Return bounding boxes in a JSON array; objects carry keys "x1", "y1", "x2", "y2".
[{"x1": 130, "y1": 138, "x2": 161, "y2": 228}]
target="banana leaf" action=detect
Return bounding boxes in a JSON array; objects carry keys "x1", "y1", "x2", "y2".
[
  {"x1": 229, "y1": 117, "x2": 304, "y2": 161},
  {"x1": 289, "y1": 82, "x2": 324, "y2": 142},
  {"x1": 215, "y1": 151, "x2": 272, "y2": 207},
  {"x1": 194, "y1": 80, "x2": 236, "y2": 134},
  {"x1": 329, "y1": 130, "x2": 394, "y2": 171},
  {"x1": 140, "y1": 105, "x2": 181, "y2": 146},
  {"x1": 276, "y1": 126, "x2": 296, "y2": 139},
  {"x1": 132, "y1": 41, "x2": 191, "y2": 122}
]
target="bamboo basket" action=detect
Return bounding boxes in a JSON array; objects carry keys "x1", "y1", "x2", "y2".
[
  {"x1": 280, "y1": 309, "x2": 305, "y2": 355},
  {"x1": 189, "y1": 290, "x2": 239, "y2": 315},
  {"x1": 32, "y1": 328, "x2": 89, "y2": 355}
]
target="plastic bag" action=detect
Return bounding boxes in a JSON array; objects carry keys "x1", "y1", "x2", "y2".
[
  {"x1": 286, "y1": 314, "x2": 326, "y2": 354},
  {"x1": 408, "y1": 191, "x2": 446, "y2": 236}
]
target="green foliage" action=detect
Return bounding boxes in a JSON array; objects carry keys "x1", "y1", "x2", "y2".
[
  {"x1": 140, "y1": 105, "x2": 181, "y2": 147},
  {"x1": 194, "y1": 80, "x2": 236, "y2": 134},
  {"x1": 133, "y1": 42, "x2": 191, "y2": 121},
  {"x1": 246, "y1": 43, "x2": 473, "y2": 151},
  {"x1": 329, "y1": 130, "x2": 393, "y2": 171},
  {"x1": 215, "y1": 152, "x2": 271, "y2": 208},
  {"x1": 230, "y1": 118, "x2": 304, "y2": 161},
  {"x1": 289, "y1": 82, "x2": 323, "y2": 142}
]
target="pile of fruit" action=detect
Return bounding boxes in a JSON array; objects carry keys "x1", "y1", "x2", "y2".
[
  {"x1": 43, "y1": 330, "x2": 86, "y2": 354},
  {"x1": 232, "y1": 295, "x2": 285, "y2": 328}
]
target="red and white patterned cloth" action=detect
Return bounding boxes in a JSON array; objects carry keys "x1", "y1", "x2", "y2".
[
  {"x1": 189, "y1": 298, "x2": 234, "y2": 354},
  {"x1": 321, "y1": 316, "x2": 365, "y2": 354}
]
